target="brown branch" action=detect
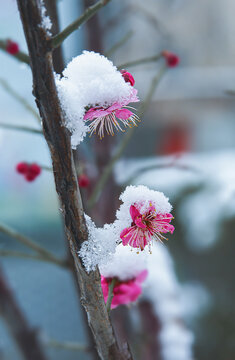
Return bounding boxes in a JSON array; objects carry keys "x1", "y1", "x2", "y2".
[
  {"x1": 0, "y1": 39, "x2": 30, "y2": 65},
  {"x1": 51, "y1": 0, "x2": 112, "y2": 49},
  {"x1": 16, "y1": 1, "x2": 133, "y2": 359},
  {"x1": 0, "y1": 265, "x2": 47, "y2": 360}
]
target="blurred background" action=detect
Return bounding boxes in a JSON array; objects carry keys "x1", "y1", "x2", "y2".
[{"x1": 0, "y1": 0, "x2": 235, "y2": 359}]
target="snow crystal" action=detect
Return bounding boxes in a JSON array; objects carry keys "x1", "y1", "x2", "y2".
[
  {"x1": 56, "y1": 51, "x2": 138, "y2": 148},
  {"x1": 78, "y1": 215, "x2": 118, "y2": 272},
  {"x1": 99, "y1": 244, "x2": 147, "y2": 281},
  {"x1": 39, "y1": 0, "x2": 52, "y2": 35},
  {"x1": 115, "y1": 185, "x2": 172, "y2": 233}
]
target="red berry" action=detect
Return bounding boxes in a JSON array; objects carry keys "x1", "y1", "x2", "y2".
[
  {"x1": 25, "y1": 173, "x2": 37, "y2": 182},
  {"x1": 16, "y1": 162, "x2": 28, "y2": 174},
  {"x1": 28, "y1": 163, "x2": 41, "y2": 176},
  {"x1": 120, "y1": 69, "x2": 135, "y2": 86},
  {"x1": 162, "y1": 51, "x2": 180, "y2": 68},
  {"x1": 6, "y1": 40, "x2": 19, "y2": 55},
  {"x1": 78, "y1": 174, "x2": 90, "y2": 188}
]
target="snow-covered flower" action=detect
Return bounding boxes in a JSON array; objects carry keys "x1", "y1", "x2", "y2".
[
  {"x1": 56, "y1": 51, "x2": 139, "y2": 148},
  {"x1": 100, "y1": 244, "x2": 148, "y2": 308},
  {"x1": 84, "y1": 88, "x2": 139, "y2": 139},
  {"x1": 120, "y1": 204, "x2": 174, "y2": 251},
  {"x1": 101, "y1": 270, "x2": 148, "y2": 309},
  {"x1": 115, "y1": 185, "x2": 174, "y2": 252}
]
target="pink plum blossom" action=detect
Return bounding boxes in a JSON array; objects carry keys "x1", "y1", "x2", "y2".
[
  {"x1": 84, "y1": 87, "x2": 139, "y2": 139},
  {"x1": 101, "y1": 269, "x2": 148, "y2": 309},
  {"x1": 120, "y1": 203, "x2": 174, "y2": 251}
]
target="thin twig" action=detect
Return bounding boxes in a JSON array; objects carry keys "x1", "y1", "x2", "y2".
[
  {"x1": 104, "y1": 30, "x2": 133, "y2": 57},
  {"x1": 87, "y1": 65, "x2": 167, "y2": 209},
  {"x1": 0, "y1": 78, "x2": 41, "y2": 124},
  {"x1": 0, "y1": 123, "x2": 42, "y2": 134},
  {"x1": 0, "y1": 40, "x2": 30, "y2": 65},
  {"x1": 123, "y1": 159, "x2": 200, "y2": 186},
  {"x1": 46, "y1": 338, "x2": 90, "y2": 352},
  {"x1": 106, "y1": 278, "x2": 116, "y2": 314},
  {"x1": 0, "y1": 250, "x2": 68, "y2": 268},
  {"x1": 0, "y1": 223, "x2": 66, "y2": 267},
  {"x1": 51, "y1": 0, "x2": 112, "y2": 49},
  {"x1": 117, "y1": 53, "x2": 162, "y2": 70},
  {"x1": 40, "y1": 165, "x2": 53, "y2": 172}
]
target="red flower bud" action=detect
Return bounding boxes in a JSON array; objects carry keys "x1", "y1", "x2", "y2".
[
  {"x1": 6, "y1": 40, "x2": 19, "y2": 55},
  {"x1": 16, "y1": 162, "x2": 28, "y2": 174},
  {"x1": 28, "y1": 164, "x2": 41, "y2": 176},
  {"x1": 78, "y1": 174, "x2": 90, "y2": 188},
  {"x1": 120, "y1": 69, "x2": 135, "y2": 86},
  {"x1": 162, "y1": 51, "x2": 179, "y2": 68}
]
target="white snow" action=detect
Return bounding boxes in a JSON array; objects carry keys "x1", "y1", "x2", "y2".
[
  {"x1": 56, "y1": 51, "x2": 137, "y2": 148},
  {"x1": 99, "y1": 244, "x2": 147, "y2": 281},
  {"x1": 39, "y1": 0, "x2": 52, "y2": 35},
  {"x1": 78, "y1": 215, "x2": 118, "y2": 272}
]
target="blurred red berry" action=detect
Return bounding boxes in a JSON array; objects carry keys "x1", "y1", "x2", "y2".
[
  {"x1": 16, "y1": 162, "x2": 41, "y2": 182},
  {"x1": 16, "y1": 162, "x2": 28, "y2": 174},
  {"x1": 6, "y1": 40, "x2": 19, "y2": 55},
  {"x1": 162, "y1": 51, "x2": 179, "y2": 68},
  {"x1": 78, "y1": 174, "x2": 90, "y2": 188},
  {"x1": 28, "y1": 163, "x2": 41, "y2": 176},
  {"x1": 25, "y1": 173, "x2": 37, "y2": 182},
  {"x1": 120, "y1": 69, "x2": 135, "y2": 86}
]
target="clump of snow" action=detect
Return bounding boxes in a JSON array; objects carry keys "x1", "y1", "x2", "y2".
[
  {"x1": 115, "y1": 185, "x2": 172, "y2": 233},
  {"x1": 39, "y1": 0, "x2": 52, "y2": 35},
  {"x1": 99, "y1": 244, "x2": 147, "y2": 281},
  {"x1": 79, "y1": 215, "x2": 118, "y2": 272},
  {"x1": 56, "y1": 51, "x2": 137, "y2": 148}
]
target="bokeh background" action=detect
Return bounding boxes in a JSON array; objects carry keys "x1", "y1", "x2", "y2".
[{"x1": 0, "y1": 0, "x2": 235, "y2": 359}]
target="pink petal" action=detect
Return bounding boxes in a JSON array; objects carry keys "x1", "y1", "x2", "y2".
[
  {"x1": 120, "y1": 228, "x2": 133, "y2": 246},
  {"x1": 130, "y1": 205, "x2": 141, "y2": 221},
  {"x1": 136, "y1": 269, "x2": 148, "y2": 283},
  {"x1": 115, "y1": 109, "x2": 133, "y2": 120},
  {"x1": 135, "y1": 216, "x2": 147, "y2": 229}
]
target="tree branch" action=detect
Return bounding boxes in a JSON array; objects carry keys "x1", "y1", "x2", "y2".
[
  {"x1": 0, "y1": 39, "x2": 30, "y2": 65},
  {"x1": 0, "y1": 266, "x2": 47, "y2": 360},
  {"x1": 16, "y1": 1, "x2": 132, "y2": 359},
  {"x1": 0, "y1": 223, "x2": 65, "y2": 266},
  {"x1": 0, "y1": 123, "x2": 42, "y2": 134},
  {"x1": 51, "y1": 0, "x2": 112, "y2": 49},
  {"x1": 0, "y1": 250, "x2": 68, "y2": 268},
  {"x1": 104, "y1": 30, "x2": 133, "y2": 57},
  {"x1": 117, "y1": 53, "x2": 162, "y2": 70},
  {"x1": 0, "y1": 78, "x2": 41, "y2": 124},
  {"x1": 45, "y1": 337, "x2": 90, "y2": 352}
]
